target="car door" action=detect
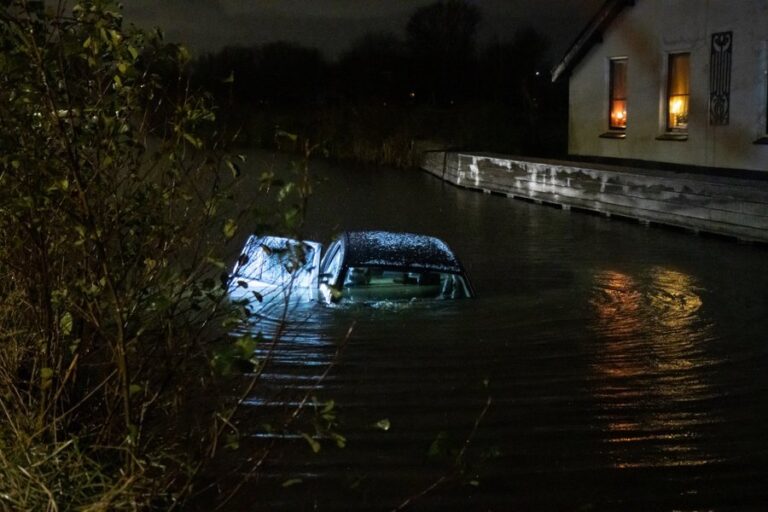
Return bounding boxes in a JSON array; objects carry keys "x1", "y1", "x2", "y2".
[{"x1": 318, "y1": 239, "x2": 345, "y2": 303}]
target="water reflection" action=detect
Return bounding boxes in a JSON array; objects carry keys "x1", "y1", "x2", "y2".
[{"x1": 590, "y1": 267, "x2": 720, "y2": 469}]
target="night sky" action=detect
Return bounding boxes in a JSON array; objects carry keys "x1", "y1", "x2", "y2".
[{"x1": 122, "y1": 0, "x2": 604, "y2": 60}]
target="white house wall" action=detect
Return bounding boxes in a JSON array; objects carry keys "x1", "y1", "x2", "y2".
[{"x1": 568, "y1": 0, "x2": 768, "y2": 172}]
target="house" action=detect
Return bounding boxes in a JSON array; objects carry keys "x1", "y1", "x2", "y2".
[{"x1": 552, "y1": 0, "x2": 768, "y2": 173}]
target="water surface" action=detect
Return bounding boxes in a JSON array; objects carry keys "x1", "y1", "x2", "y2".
[{"x1": 225, "y1": 153, "x2": 768, "y2": 511}]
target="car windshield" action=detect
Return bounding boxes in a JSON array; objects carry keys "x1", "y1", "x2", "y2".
[
  {"x1": 237, "y1": 237, "x2": 318, "y2": 289},
  {"x1": 339, "y1": 266, "x2": 471, "y2": 302}
]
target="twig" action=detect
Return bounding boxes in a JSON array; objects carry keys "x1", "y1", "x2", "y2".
[{"x1": 392, "y1": 396, "x2": 492, "y2": 511}]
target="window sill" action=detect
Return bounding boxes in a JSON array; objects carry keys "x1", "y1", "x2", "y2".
[
  {"x1": 599, "y1": 131, "x2": 626, "y2": 139},
  {"x1": 754, "y1": 136, "x2": 768, "y2": 145},
  {"x1": 656, "y1": 133, "x2": 688, "y2": 141}
]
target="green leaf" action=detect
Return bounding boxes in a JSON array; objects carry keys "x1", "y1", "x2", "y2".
[
  {"x1": 211, "y1": 351, "x2": 234, "y2": 377},
  {"x1": 332, "y1": 433, "x2": 347, "y2": 449},
  {"x1": 40, "y1": 368, "x2": 54, "y2": 390},
  {"x1": 183, "y1": 133, "x2": 202, "y2": 149},
  {"x1": 276, "y1": 129, "x2": 298, "y2": 142},
  {"x1": 235, "y1": 335, "x2": 258, "y2": 357},
  {"x1": 109, "y1": 29, "x2": 121, "y2": 46},
  {"x1": 223, "y1": 218, "x2": 237, "y2": 239},
  {"x1": 205, "y1": 256, "x2": 226, "y2": 270},
  {"x1": 68, "y1": 338, "x2": 81, "y2": 355},
  {"x1": 374, "y1": 418, "x2": 391, "y2": 431},
  {"x1": 225, "y1": 159, "x2": 241, "y2": 178},
  {"x1": 428, "y1": 431, "x2": 448, "y2": 458},
  {"x1": 177, "y1": 45, "x2": 190, "y2": 63},
  {"x1": 301, "y1": 433, "x2": 321, "y2": 454},
  {"x1": 283, "y1": 207, "x2": 300, "y2": 229},
  {"x1": 277, "y1": 182, "x2": 296, "y2": 202},
  {"x1": 129, "y1": 383, "x2": 143, "y2": 396},
  {"x1": 126, "y1": 424, "x2": 138, "y2": 446},
  {"x1": 59, "y1": 312, "x2": 73, "y2": 336},
  {"x1": 321, "y1": 400, "x2": 335, "y2": 414},
  {"x1": 225, "y1": 433, "x2": 239, "y2": 450},
  {"x1": 281, "y1": 478, "x2": 302, "y2": 488}
]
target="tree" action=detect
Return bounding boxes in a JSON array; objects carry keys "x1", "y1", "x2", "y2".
[
  {"x1": 0, "y1": 1, "x2": 295, "y2": 509},
  {"x1": 193, "y1": 42, "x2": 328, "y2": 107},
  {"x1": 406, "y1": 0, "x2": 481, "y2": 103},
  {"x1": 194, "y1": 45, "x2": 259, "y2": 102},
  {"x1": 256, "y1": 41, "x2": 328, "y2": 105},
  {"x1": 337, "y1": 32, "x2": 409, "y2": 103}
]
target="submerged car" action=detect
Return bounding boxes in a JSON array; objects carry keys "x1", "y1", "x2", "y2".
[{"x1": 232, "y1": 231, "x2": 474, "y2": 304}]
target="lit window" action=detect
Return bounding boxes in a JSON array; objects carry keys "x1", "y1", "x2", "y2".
[
  {"x1": 667, "y1": 53, "x2": 690, "y2": 131},
  {"x1": 609, "y1": 58, "x2": 628, "y2": 130}
]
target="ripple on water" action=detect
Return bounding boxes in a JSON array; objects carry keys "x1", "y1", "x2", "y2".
[{"x1": 211, "y1": 152, "x2": 768, "y2": 511}]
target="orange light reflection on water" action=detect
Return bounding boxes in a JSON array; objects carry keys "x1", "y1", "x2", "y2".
[{"x1": 589, "y1": 267, "x2": 721, "y2": 470}]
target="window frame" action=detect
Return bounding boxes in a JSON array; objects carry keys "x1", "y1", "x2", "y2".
[
  {"x1": 665, "y1": 52, "x2": 691, "y2": 133},
  {"x1": 319, "y1": 241, "x2": 344, "y2": 286},
  {"x1": 608, "y1": 57, "x2": 628, "y2": 131}
]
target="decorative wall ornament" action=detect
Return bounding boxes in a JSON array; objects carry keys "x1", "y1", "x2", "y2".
[{"x1": 709, "y1": 31, "x2": 732, "y2": 125}]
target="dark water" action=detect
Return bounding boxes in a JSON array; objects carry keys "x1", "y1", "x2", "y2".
[{"x1": 225, "y1": 153, "x2": 768, "y2": 511}]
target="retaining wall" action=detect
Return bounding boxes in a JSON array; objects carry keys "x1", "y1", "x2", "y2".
[{"x1": 421, "y1": 151, "x2": 768, "y2": 243}]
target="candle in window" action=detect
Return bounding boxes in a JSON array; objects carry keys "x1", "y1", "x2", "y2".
[
  {"x1": 609, "y1": 59, "x2": 628, "y2": 130},
  {"x1": 667, "y1": 53, "x2": 690, "y2": 130}
]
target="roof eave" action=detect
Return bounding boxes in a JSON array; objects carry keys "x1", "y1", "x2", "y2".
[{"x1": 551, "y1": 0, "x2": 635, "y2": 83}]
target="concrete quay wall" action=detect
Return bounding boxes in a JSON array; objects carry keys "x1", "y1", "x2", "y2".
[{"x1": 421, "y1": 152, "x2": 768, "y2": 243}]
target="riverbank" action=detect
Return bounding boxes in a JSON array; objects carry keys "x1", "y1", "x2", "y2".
[
  {"x1": 215, "y1": 100, "x2": 567, "y2": 170},
  {"x1": 421, "y1": 151, "x2": 768, "y2": 244}
]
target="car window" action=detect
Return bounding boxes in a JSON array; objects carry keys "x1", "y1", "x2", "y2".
[{"x1": 340, "y1": 266, "x2": 470, "y2": 302}]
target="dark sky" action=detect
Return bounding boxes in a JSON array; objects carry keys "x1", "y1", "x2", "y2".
[{"x1": 122, "y1": 1, "x2": 604, "y2": 61}]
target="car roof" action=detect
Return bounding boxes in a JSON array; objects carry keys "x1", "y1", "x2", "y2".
[{"x1": 341, "y1": 231, "x2": 464, "y2": 274}]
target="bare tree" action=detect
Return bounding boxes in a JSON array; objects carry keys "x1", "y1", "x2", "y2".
[{"x1": 406, "y1": 0, "x2": 481, "y2": 104}]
